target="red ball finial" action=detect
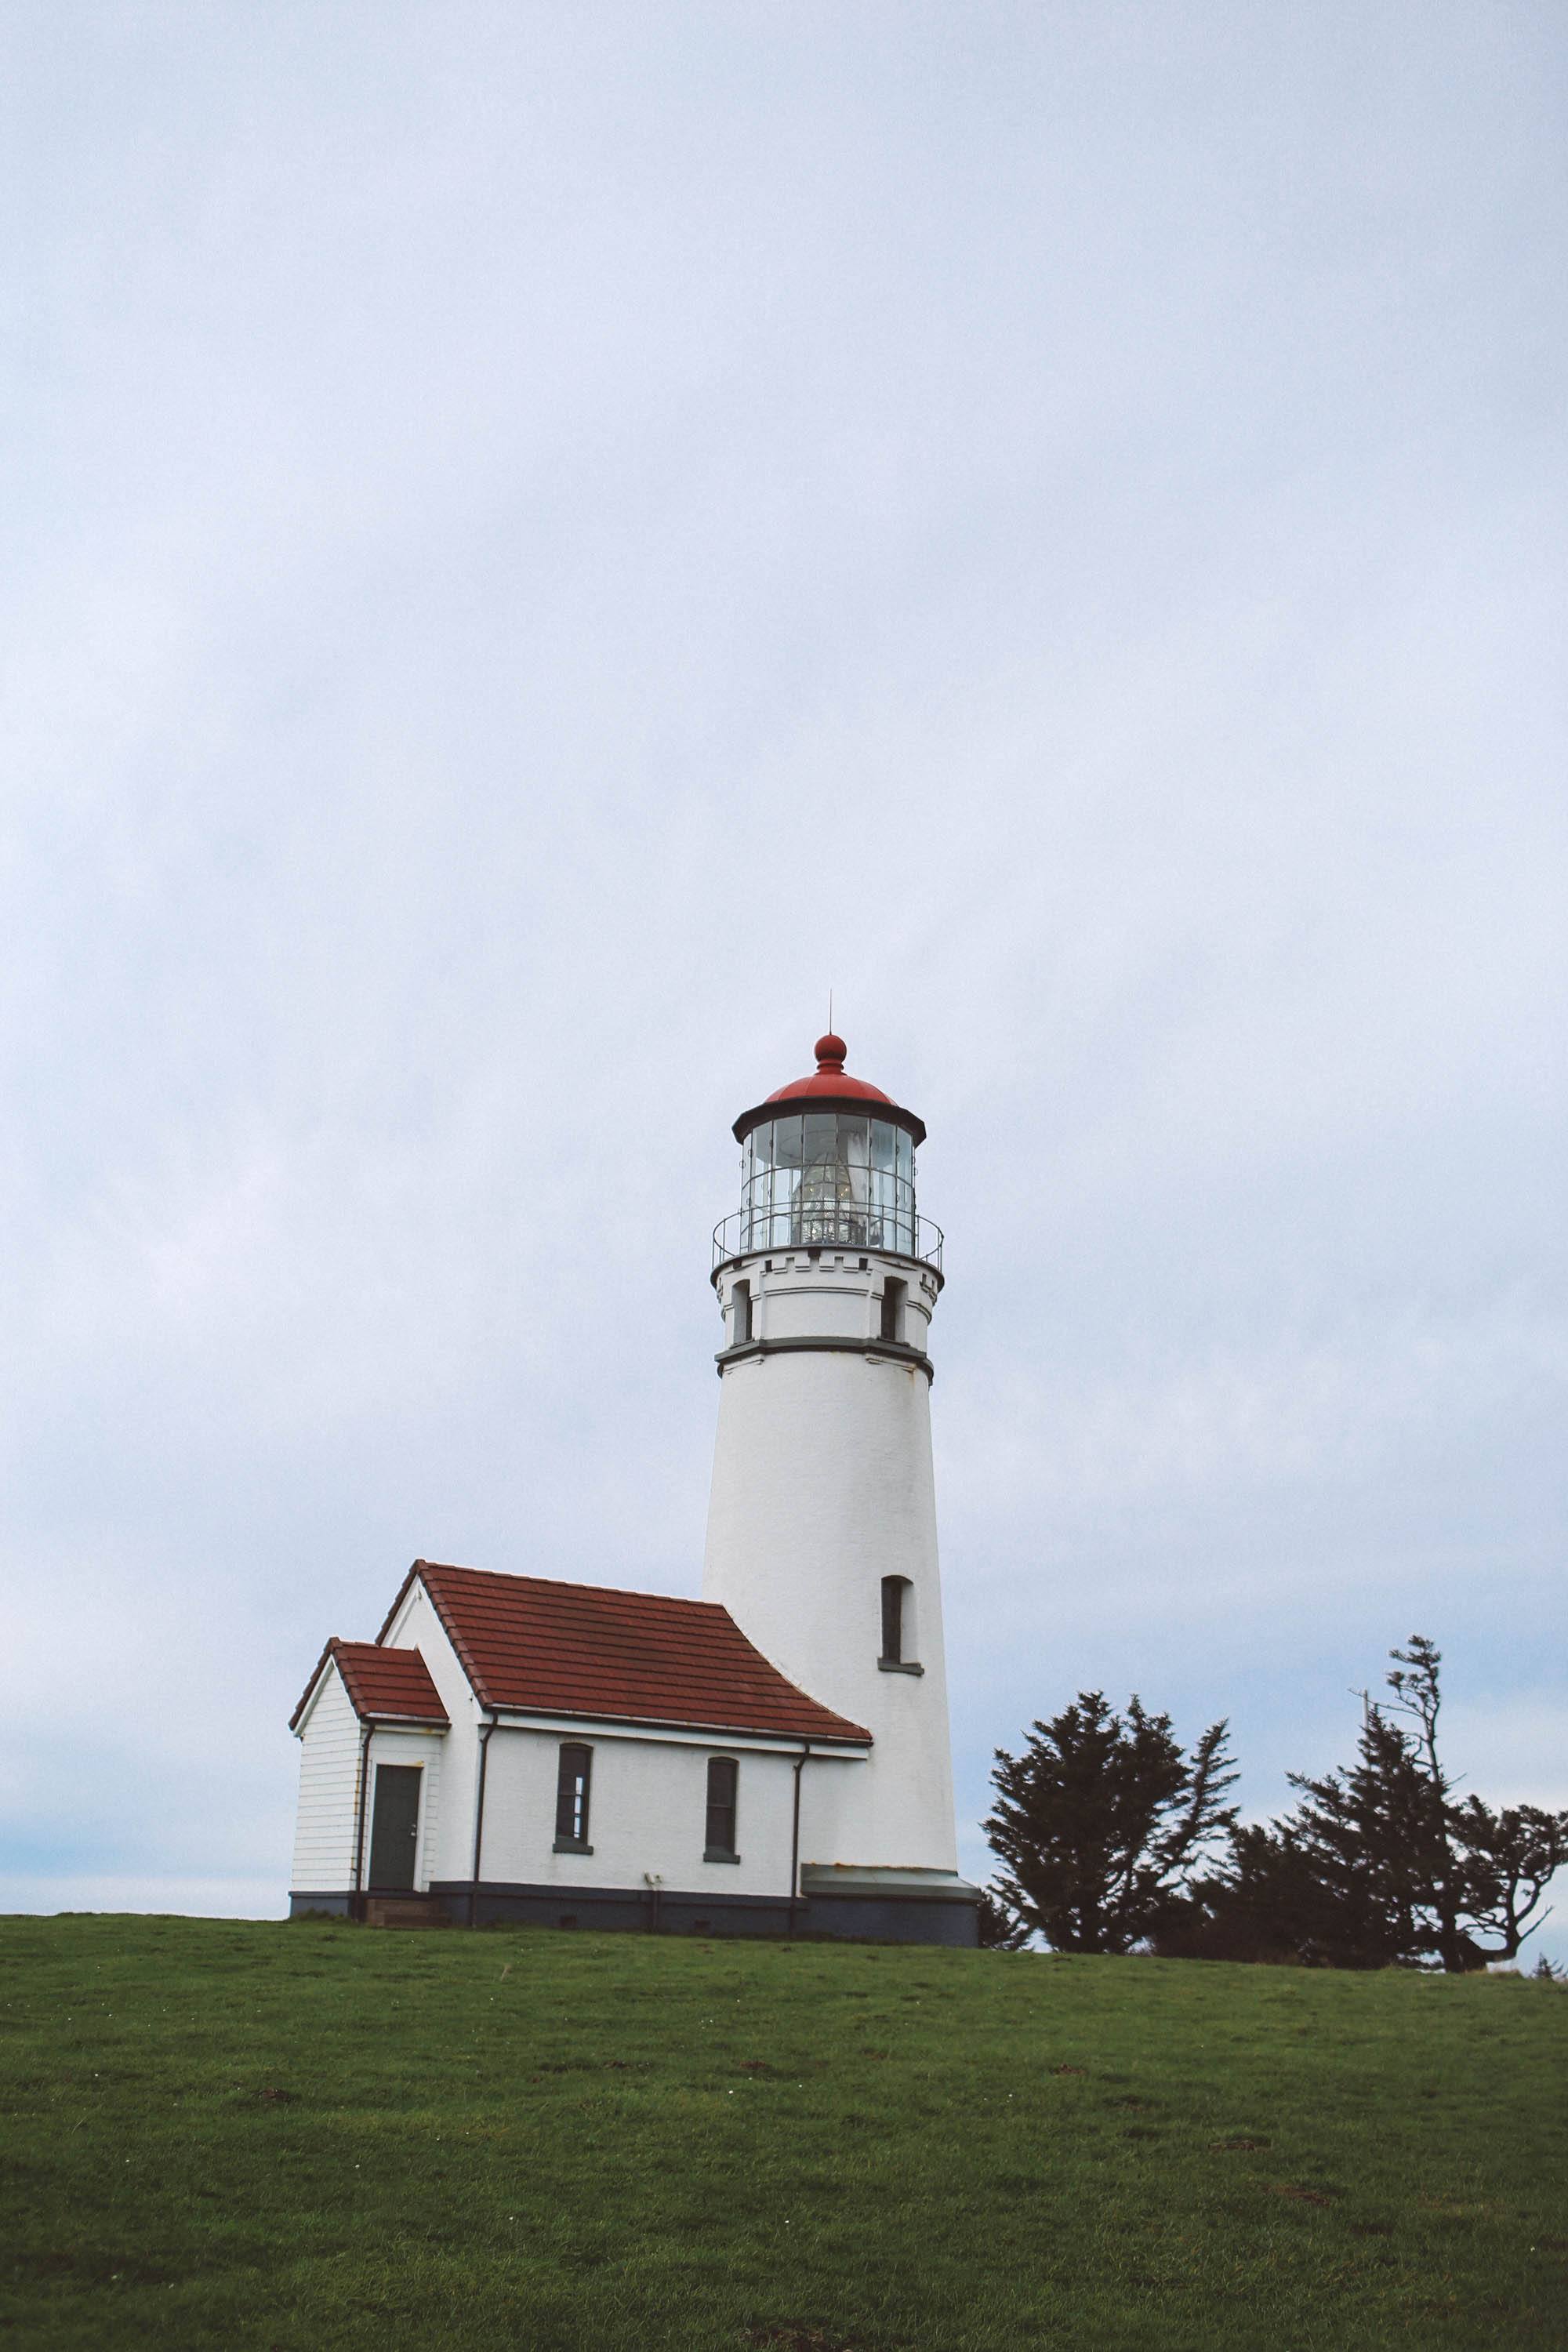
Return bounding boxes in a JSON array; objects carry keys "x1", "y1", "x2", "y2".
[{"x1": 814, "y1": 1032, "x2": 847, "y2": 1072}]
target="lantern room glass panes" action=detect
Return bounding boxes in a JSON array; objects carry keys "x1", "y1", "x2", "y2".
[{"x1": 742, "y1": 1112, "x2": 916, "y2": 1254}]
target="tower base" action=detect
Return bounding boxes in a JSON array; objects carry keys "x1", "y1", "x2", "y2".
[{"x1": 797, "y1": 1864, "x2": 981, "y2": 1945}]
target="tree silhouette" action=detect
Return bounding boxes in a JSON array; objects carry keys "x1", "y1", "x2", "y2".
[
  {"x1": 1164, "y1": 1638, "x2": 1568, "y2": 1970},
  {"x1": 985, "y1": 1693, "x2": 1237, "y2": 1954},
  {"x1": 975, "y1": 1886, "x2": 1033, "y2": 1950}
]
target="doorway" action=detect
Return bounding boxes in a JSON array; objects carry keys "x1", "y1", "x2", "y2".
[{"x1": 367, "y1": 1763, "x2": 423, "y2": 1890}]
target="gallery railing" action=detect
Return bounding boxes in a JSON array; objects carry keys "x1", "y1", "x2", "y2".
[{"x1": 712, "y1": 1210, "x2": 943, "y2": 1272}]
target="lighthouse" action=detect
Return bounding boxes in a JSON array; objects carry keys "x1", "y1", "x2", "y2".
[
  {"x1": 704, "y1": 1032, "x2": 978, "y2": 1943},
  {"x1": 286, "y1": 1025, "x2": 977, "y2": 1944}
]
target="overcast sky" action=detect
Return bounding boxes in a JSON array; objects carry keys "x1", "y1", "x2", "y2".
[{"x1": 2, "y1": 3, "x2": 1564, "y2": 1955}]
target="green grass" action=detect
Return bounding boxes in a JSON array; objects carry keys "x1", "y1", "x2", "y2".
[{"x1": 2, "y1": 1917, "x2": 1566, "y2": 2350}]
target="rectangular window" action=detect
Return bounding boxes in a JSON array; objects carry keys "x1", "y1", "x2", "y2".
[
  {"x1": 881, "y1": 1575, "x2": 909, "y2": 1664},
  {"x1": 705, "y1": 1756, "x2": 739, "y2": 1860},
  {"x1": 554, "y1": 1743, "x2": 593, "y2": 1850},
  {"x1": 732, "y1": 1279, "x2": 753, "y2": 1345},
  {"x1": 880, "y1": 1278, "x2": 906, "y2": 1344}
]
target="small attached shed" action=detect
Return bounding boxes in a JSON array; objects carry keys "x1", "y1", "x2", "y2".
[{"x1": 289, "y1": 1639, "x2": 449, "y2": 1915}]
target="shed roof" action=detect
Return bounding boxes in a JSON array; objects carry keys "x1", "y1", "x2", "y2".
[
  {"x1": 290, "y1": 1638, "x2": 449, "y2": 1733},
  {"x1": 378, "y1": 1559, "x2": 871, "y2": 1745}
]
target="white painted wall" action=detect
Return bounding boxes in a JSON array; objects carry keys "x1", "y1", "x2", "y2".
[
  {"x1": 292, "y1": 1659, "x2": 453, "y2": 1893},
  {"x1": 290, "y1": 1662, "x2": 362, "y2": 1892},
  {"x1": 722, "y1": 1247, "x2": 938, "y2": 1353},
  {"x1": 476, "y1": 1721, "x2": 863, "y2": 1894},
  {"x1": 365, "y1": 1730, "x2": 447, "y2": 1890},
  {"x1": 379, "y1": 1578, "x2": 485, "y2": 1884},
  {"x1": 704, "y1": 1249, "x2": 960, "y2": 1873}
]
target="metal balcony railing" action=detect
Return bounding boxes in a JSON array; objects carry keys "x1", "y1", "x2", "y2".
[{"x1": 712, "y1": 1210, "x2": 944, "y2": 1273}]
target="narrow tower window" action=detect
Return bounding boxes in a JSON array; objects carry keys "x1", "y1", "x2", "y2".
[
  {"x1": 732, "y1": 1279, "x2": 753, "y2": 1345},
  {"x1": 879, "y1": 1278, "x2": 906, "y2": 1344},
  {"x1": 880, "y1": 1575, "x2": 913, "y2": 1665},
  {"x1": 704, "y1": 1756, "x2": 739, "y2": 1860},
  {"x1": 554, "y1": 1743, "x2": 593, "y2": 1851}
]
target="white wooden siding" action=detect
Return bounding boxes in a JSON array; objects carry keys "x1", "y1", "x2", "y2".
[
  {"x1": 291, "y1": 1661, "x2": 448, "y2": 1893},
  {"x1": 290, "y1": 1663, "x2": 362, "y2": 1892}
]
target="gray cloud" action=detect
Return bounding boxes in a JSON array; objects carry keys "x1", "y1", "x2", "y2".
[{"x1": 2, "y1": 2, "x2": 1563, "y2": 1955}]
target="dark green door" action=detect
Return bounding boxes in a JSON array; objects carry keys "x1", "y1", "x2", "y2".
[{"x1": 368, "y1": 1764, "x2": 422, "y2": 1890}]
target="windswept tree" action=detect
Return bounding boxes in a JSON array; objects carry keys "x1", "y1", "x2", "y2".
[
  {"x1": 1276, "y1": 1682, "x2": 1442, "y2": 1966},
  {"x1": 1287, "y1": 1637, "x2": 1567, "y2": 1970},
  {"x1": 1383, "y1": 1637, "x2": 1568, "y2": 1968},
  {"x1": 1163, "y1": 1730, "x2": 1428, "y2": 1969},
  {"x1": 985, "y1": 1693, "x2": 1238, "y2": 1954},
  {"x1": 1164, "y1": 1639, "x2": 1568, "y2": 1971}
]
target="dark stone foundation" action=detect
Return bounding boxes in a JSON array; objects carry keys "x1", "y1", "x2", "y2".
[{"x1": 290, "y1": 1876, "x2": 979, "y2": 1946}]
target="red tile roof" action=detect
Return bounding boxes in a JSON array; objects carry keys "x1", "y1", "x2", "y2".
[
  {"x1": 376, "y1": 1560, "x2": 871, "y2": 1745},
  {"x1": 290, "y1": 1638, "x2": 449, "y2": 1732}
]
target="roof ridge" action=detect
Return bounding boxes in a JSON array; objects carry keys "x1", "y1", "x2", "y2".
[
  {"x1": 288, "y1": 1637, "x2": 340, "y2": 1731},
  {"x1": 414, "y1": 1559, "x2": 729, "y2": 1612}
]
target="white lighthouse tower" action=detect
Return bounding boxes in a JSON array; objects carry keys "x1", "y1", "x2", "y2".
[{"x1": 703, "y1": 1031, "x2": 978, "y2": 1944}]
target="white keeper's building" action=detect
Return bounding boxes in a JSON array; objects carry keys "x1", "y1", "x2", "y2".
[{"x1": 289, "y1": 1032, "x2": 979, "y2": 1944}]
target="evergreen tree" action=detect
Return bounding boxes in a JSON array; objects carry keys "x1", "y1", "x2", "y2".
[
  {"x1": 975, "y1": 1886, "x2": 1033, "y2": 1951},
  {"x1": 1156, "y1": 1822, "x2": 1363, "y2": 1965},
  {"x1": 1281, "y1": 1696, "x2": 1438, "y2": 1965},
  {"x1": 1290, "y1": 1637, "x2": 1568, "y2": 1971},
  {"x1": 985, "y1": 1693, "x2": 1237, "y2": 1954},
  {"x1": 1164, "y1": 1639, "x2": 1568, "y2": 1970}
]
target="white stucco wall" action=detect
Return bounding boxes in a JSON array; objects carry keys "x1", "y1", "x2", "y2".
[
  {"x1": 721, "y1": 1247, "x2": 938, "y2": 1353},
  {"x1": 474, "y1": 1721, "x2": 862, "y2": 1895},
  {"x1": 703, "y1": 1250, "x2": 959, "y2": 1874}
]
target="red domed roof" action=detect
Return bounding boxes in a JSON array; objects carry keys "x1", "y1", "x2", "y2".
[
  {"x1": 733, "y1": 1033, "x2": 925, "y2": 1145},
  {"x1": 765, "y1": 1033, "x2": 895, "y2": 1109}
]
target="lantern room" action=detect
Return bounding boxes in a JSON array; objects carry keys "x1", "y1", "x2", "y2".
[{"x1": 714, "y1": 1033, "x2": 941, "y2": 1269}]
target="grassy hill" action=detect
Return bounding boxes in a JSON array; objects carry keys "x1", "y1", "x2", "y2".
[{"x1": 2, "y1": 1915, "x2": 1565, "y2": 2350}]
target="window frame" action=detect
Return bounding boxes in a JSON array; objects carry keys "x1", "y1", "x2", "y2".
[
  {"x1": 741, "y1": 1109, "x2": 918, "y2": 1254},
  {"x1": 703, "y1": 1754, "x2": 740, "y2": 1863},
  {"x1": 553, "y1": 1741, "x2": 593, "y2": 1853},
  {"x1": 879, "y1": 1575, "x2": 923, "y2": 1673}
]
